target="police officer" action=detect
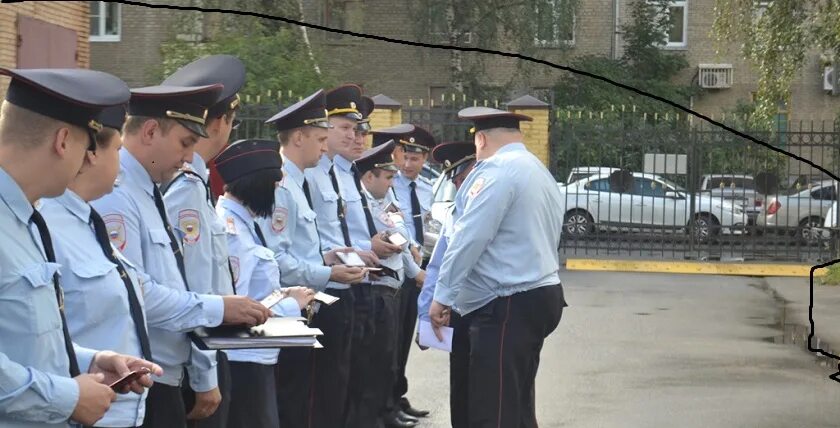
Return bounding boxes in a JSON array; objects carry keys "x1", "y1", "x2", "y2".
[
  {"x1": 90, "y1": 85, "x2": 273, "y2": 428},
  {"x1": 416, "y1": 141, "x2": 476, "y2": 428},
  {"x1": 302, "y1": 84, "x2": 386, "y2": 428},
  {"x1": 161, "y1": 55, "x2": 247, "y2": 427},
  {"x1": 354, "y1": 140, "x2": 426, "y2": 428},
  {"x1": 214, "y1": 139, "x2": 316, "y2": 428},
  {"x1": 41, "y1": 106, "x2": 247, "y2": 428},
  {"x1": 0, "y1": 68, "x2": 161, "y2": 428},
  {"x1": 258, "y1": 89, "x2": 366, "y2": 427},
  {"x1": 390, "y1": 125, "x2": 436, "y2": 421},
  {"x1": 429, "y1": 107, "x2": 568, "y2": 428}
]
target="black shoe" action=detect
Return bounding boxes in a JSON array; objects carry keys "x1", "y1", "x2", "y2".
[
  {"x1": 399, "y1": 397, "x2": 430, "y2": 418},
  {"x1": 396, "y1": 409, "x2": 420, "y2": 424},
  {"x1": 383, "y1": 411, "x2": 418, "y2": 428}
]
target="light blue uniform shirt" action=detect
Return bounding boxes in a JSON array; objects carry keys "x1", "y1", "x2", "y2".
[
  {"x1": 41, "y1": 190, "x2": 230, "y2": 427},
  {"x1": 163, "y1": 153, "x2": 232, "y2": 387},
  {"x1": 434, "y1": 143, "x2": 563, "y2": 316},
  {"x1": 164, "y1": 152, "x2": 234, "y2": 297},
  {"x1": 304, "y1": 155, "x2": 344, "y2": 253},
  {"x1": 216, "y1": 197, "x2": 301, "y2": 365},
  {"x1": 334, "y1": 155, "x2": 373, "y2": 251},
  {"x1": 363, "y1": 187, "x2": 421, "y2": 289},
  {"x1": 0, "y1": 167, "x2": 98, "y2": 428},
  {"x1": 392, "y1": 172, "x2": 433, "y2": 246},
  {"x1": 305, "y1": 155, "x2": 355, "y2": 290},
  {"x1": 90, "y1": 149, "x2": 225, "y2": 390},
  {"x1": 417, "y1": 205, "x2": 455, "y2": 322},
  {"x1": 256, "y1": 158, "x2": 331, "y2": 292}
]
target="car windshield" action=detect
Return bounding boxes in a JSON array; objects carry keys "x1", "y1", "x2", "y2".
[
  {"x1": 651, "y1": 176, "x2": 685, "y2": 192},
  {"x1": 433, "y1": 175, "x2": 457, "y2": 202}
]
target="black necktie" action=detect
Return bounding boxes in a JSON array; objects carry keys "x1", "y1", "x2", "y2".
[
  {"x1": 352, "y1": 165, "x2": 378, "y2": 238},
  {"x1": 329, "y1": 165, "x2": 353, "y2": 246},
  {"x1": 302, "y1": 178, "x2": 314, "y2": 210},
  {"x1": 409, "y1": 181, "x2": 424, "y2": 245},
  {"x1": 152, "y1": 184, "x2": 190, "y2": 291},
  {"x1": 29, "y1": 210, "x2": 81, "y2": 377},
  {"x1": 253, "y1": 221, "x2": 268, "y2": 247},
  {"x1": 90, "y1": 208, "x2": 152, "y2": 361}
]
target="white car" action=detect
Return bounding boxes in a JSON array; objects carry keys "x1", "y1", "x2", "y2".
[
  {"x1": 558, "y1": 166, "x2": 619, "y2": 188},
  {"x1": 559, "y1": 172, "x2": 747, "y2": 241},
  {"x1": 757, "y1": 179, "x2": 836, "y2": 243}
]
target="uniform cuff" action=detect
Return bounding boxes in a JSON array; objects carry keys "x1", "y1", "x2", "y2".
[
  {"x1": 188, "y1": 359, "x2": 219, "y2": 392},
  {"x1": 433, "y1": 284, "x2": 457, "y2": 308},
  {"x1": 313, "y1": 265, "x2": 332, "y2": 289},
  {"x1": 199, "y1": 295, "x2": 225, "y2": 327},
  {"x1": 274, "y1": 297, "x2": 302, "y2": 317},
  {"x1": 51, "y1": 374, "x2": 81, "y2": 422},
  {"x1": 73, "y1": 345, "x2": 99, "y2": 373}
]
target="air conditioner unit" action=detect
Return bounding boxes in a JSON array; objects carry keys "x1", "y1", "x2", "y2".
[
  {"x1": 698, "y1": 64, "x2": 733, "y2": 89},
  {"x1": 824, "y1": 66, "x2": 834, "y2": 92}
]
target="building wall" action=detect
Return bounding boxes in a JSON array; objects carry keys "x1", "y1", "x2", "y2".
[
  {"x1": 90, "y1": 1, "x2": 176, "y2": 87},
  {"x1": 0, "y1": 1, "x2": 90, "y2": 69}
]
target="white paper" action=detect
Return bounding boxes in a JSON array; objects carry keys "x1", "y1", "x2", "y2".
[{"x1": 418, "y1": 320, "x2": 453, "y2": 352}]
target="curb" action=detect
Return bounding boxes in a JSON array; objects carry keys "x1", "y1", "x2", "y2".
[{"x1": 565, "y1": 259, "x2": 828, "y2": 278}]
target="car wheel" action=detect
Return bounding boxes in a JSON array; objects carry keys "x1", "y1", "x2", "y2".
[
  {"x1": 797, "y1": 216, "x2": 823, "y2": 245},
  {"x1": 563, "y1": 210, "x2": 593, "y2": 237},
  {"x1": 689, "y1": 214, "x2": 719, "y2": 243}
]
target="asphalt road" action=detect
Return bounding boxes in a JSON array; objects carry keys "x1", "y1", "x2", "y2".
[{"x1": 403, "y1": 270, "x2": 840, "y2": 427}]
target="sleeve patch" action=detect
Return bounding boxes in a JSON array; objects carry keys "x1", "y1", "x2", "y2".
[
  {"x1": 178, "y1": 209, "x2": 201, "y2": 245},
  {"x1": 103, "y1": 214, "x2": 127, "y2": 251}
]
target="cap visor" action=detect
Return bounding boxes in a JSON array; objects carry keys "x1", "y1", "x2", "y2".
[{"x1": 177, "y1": 119, "x2": 209, "y2": 138}]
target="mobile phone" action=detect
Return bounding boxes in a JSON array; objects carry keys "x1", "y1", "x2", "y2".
[
  {"x1": 386, "y1": 231, "x2": 408, "y2": 247},
  {"x1": 384, "y1": 202, "x2": 400, "y2": 214},
  {"x1": 336, "y1": 251, "x2": 366, "y2": 267},
  {"x1": 109, "y1": 367, "x2": 151, "y2": 391}
]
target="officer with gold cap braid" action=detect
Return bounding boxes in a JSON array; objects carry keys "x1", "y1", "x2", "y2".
[{"x1": 0, "y1": 67, "x2": 161, "y2": 428}]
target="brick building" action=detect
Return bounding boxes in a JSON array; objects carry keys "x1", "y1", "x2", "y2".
[
  {"x1": 88, "y1": 0, "x2": 840, "y2": 121},
  {"x1": 0, "y1": 1, "x2": 90, "y2": 95}
]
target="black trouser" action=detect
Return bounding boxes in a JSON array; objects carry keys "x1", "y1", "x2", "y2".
[
  {"x1": 275, "y1": 337, "x2": 312, "y2": 428},
  {"x1": 227, "y1": 361, "x2": 278, "y2": 428},
  {"x1": 391, "y1": 276, "x2": 421, "y2": 409},
  {"x1": 181, "y1": 351, "x2": 230, "y2": 428},
  {"x1": 465, "y1": 284, "x2": 566, "y2": 428},
  {"x1": 305, "y1": 288, "x2": 356, "y2": 428},
  {"x1": 142, "y1": 382, "x2": 186, "y2": 428},
  {"x1": 449, "y1": 312, "x2": 471, "y2": 428},
  {"x1": 346, "y1": 284, "x2": 373, "y2": 427},
  {"x1": 346, "y1": 285, "x2": 400, "y2": 428}
]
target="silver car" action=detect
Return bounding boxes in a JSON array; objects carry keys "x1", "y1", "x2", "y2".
[{"x1": 757, "y1": 179, "x2": 837, "y2": 243}]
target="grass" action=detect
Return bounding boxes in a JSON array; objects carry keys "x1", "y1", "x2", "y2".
[{"x1": 820, "y1": 263, "x2": 840, "y2": 286}]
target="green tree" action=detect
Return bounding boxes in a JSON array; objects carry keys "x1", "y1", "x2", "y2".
[
  {"x1": 552, "y1": 0, "x2": 696, "y2": 114},
  {"x1": 712, "y1": 0, "x2": 840, "y2": 128},
  {"x1": 405, "y1": 0, "x2": 579, "y2": 98},
  {"x1": 155, "y1": 0, "x2": 335, "y2": 99}
]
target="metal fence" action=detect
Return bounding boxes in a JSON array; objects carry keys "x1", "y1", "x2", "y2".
[
  {"x1": 230, "y1": 103, "x2": 840, "y2": 263},
  {"x1": 551, "y1": 114, "x2": 840, "y2": 263}
]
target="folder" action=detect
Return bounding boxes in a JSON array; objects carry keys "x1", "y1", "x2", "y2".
[{"x1": 189, "y1": 317, "x2": 323, "y2": 350}]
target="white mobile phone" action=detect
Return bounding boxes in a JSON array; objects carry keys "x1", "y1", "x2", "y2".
[
  {"x1": 336, "y1": 251, "x2": 366, "y2": 267},
  {"x1": 387, "y1": 231, "x2": 408, "y2": 247}
]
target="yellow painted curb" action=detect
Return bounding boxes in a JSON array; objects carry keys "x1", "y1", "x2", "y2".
[{"x1": 565, "y1": 259, "x2": 828, "y2": 278}]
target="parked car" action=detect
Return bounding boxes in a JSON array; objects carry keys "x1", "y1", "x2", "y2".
[
  {"x1": 559, "y1": 172, "x2": 747, "y2": 242},
  {"x1": 758, "y1": 179, "x2": 837, "y2": 243},
  {"x1": 421, "y1": 163, "x2": 441, "y2": 181},
  {"x1": 698, "y1": 174, "x2": 764, "y2": 225},
  {"x1": 558, "y1": 166, "x2": 619, "y2": 187}
]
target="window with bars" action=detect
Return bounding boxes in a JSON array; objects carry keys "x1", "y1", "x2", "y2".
[
  {"x1": 534, "y1": 0, "x2": 575, "y2": 47},
  {"x1": 89, "y1": 1, "x2": 120, "y2": 41}
]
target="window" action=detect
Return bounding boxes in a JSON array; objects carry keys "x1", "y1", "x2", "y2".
[
  {"x1": 812, "y1": 186, "x2": 836, "y2": 201},
  {"x1": 89, "y1": 1, "x2": 120, "y2": 41},
  {"x1": 534, "y1": 0, "x2": 575, "y2": 47},
  {"x1": 586, "y1": 179, "x2": 612, "y2": 192},
  {"x1": 634, "y1": 178, "x2": 667, "y2": 197},
  {"x1": 649, "y1": 0, "x2": 687, "y2": 48},
  {"x1": 322, "y1": 0, "x2": 347, "y2": 41}
]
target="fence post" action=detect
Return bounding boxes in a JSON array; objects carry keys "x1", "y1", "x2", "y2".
[
  {"x1": 369, "y1": 94, "x2": 402, "y2": 147},
  {"x1": 507, "y1": 95, "x2": 551, "y2": 167}
]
